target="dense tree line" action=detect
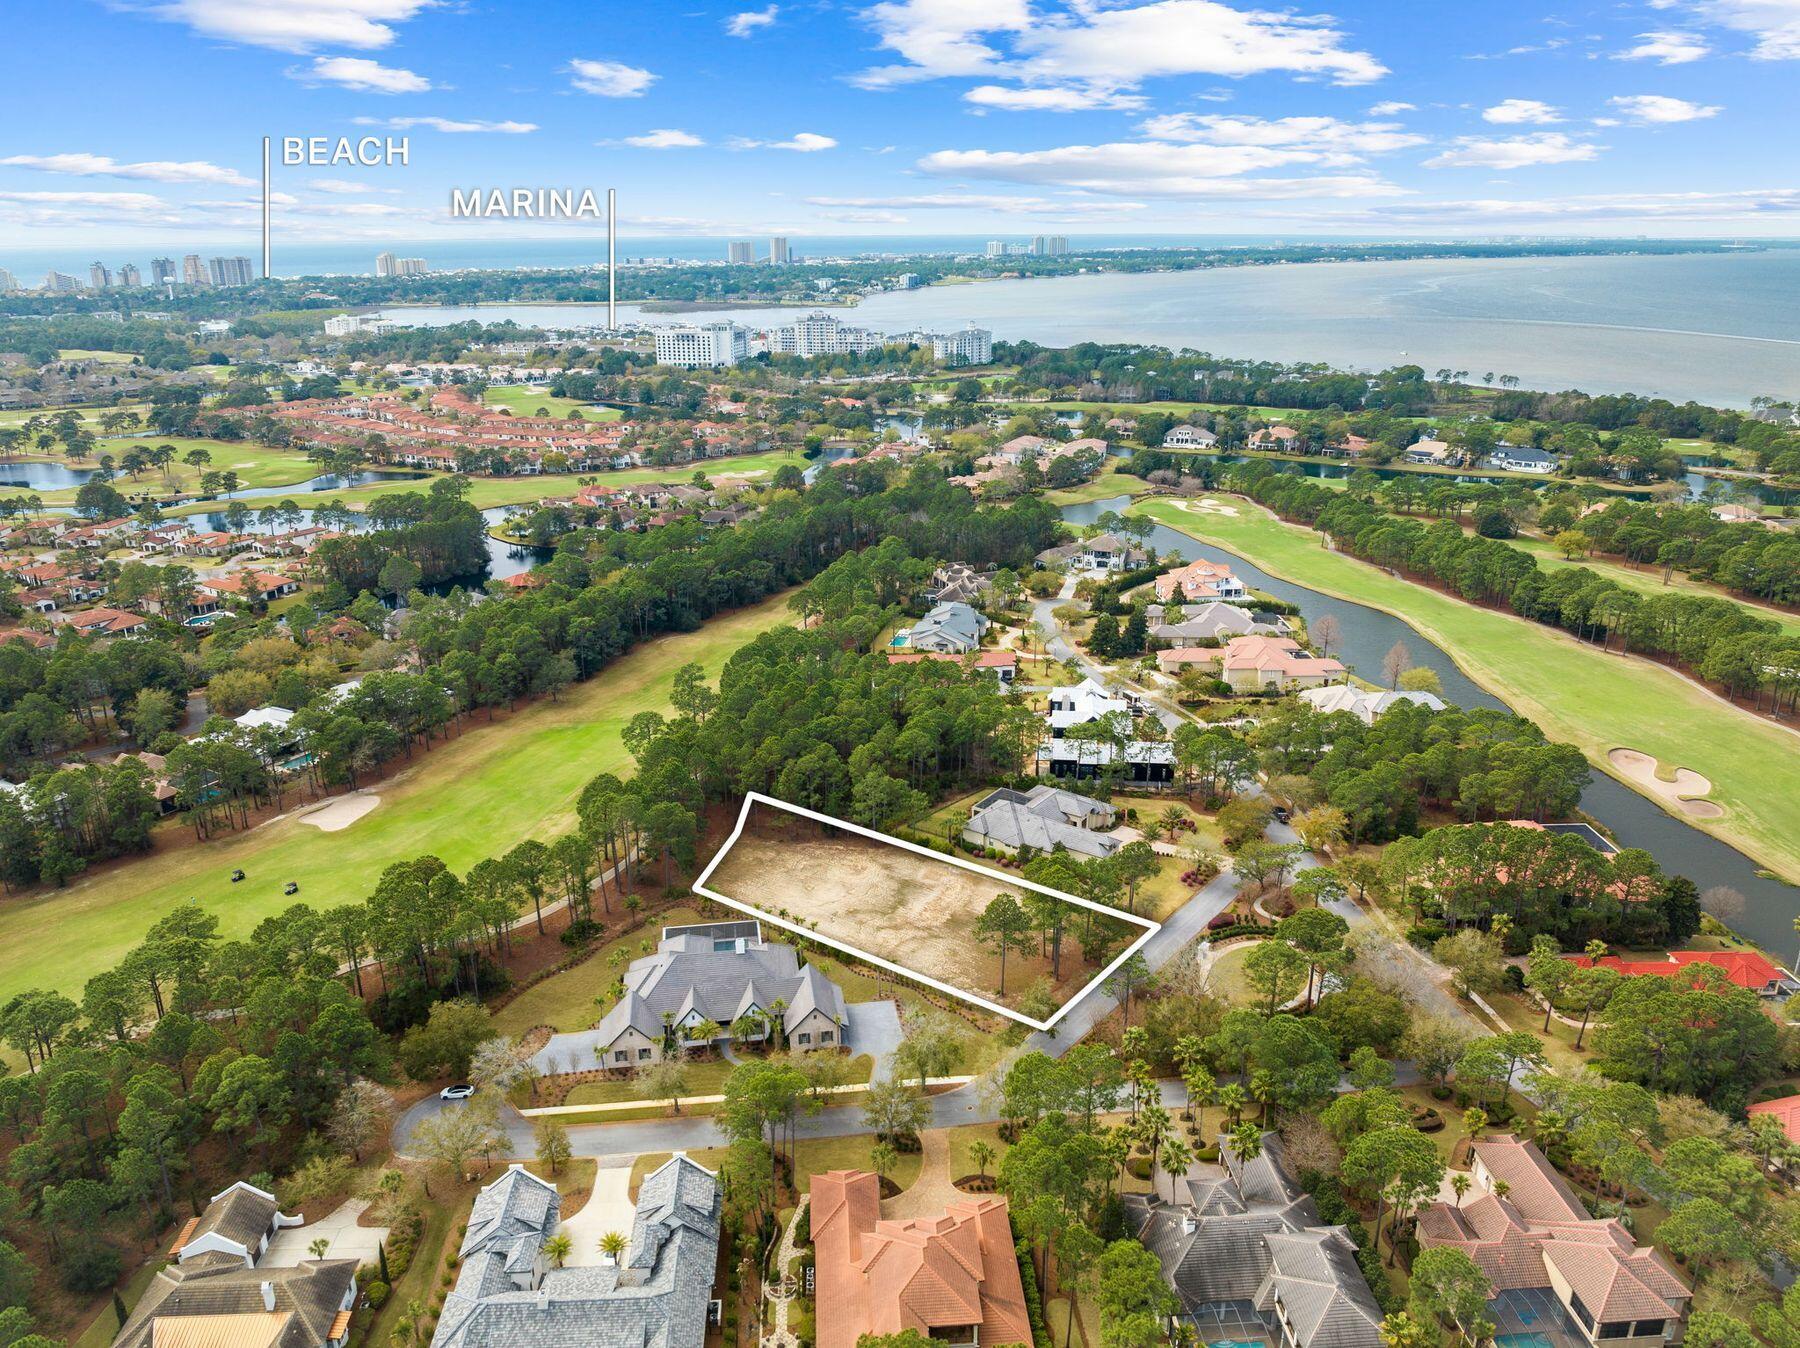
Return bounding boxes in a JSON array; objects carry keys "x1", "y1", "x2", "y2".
[{"x1": 1228, "y1": 464, "x2": 1800, "y2": 714}]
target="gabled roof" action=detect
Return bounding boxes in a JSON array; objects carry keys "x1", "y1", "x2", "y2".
[
  {"x1": 113, "y1": 1258, "x2": 356, "y2": 1348},
  {"x1": 811, "y1": 1170, "x2": 1032, "y2": 1348}
]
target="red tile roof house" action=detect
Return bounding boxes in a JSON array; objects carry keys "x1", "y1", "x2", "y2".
[
  {"x1": 1565, "y1": 950, "x2": 1798, "y2": 997},
  {"x1": 810, "y1": 1169, "x2": 1033, "y2": 1348},
  {"x1": 1748, "y1": 1094, "x2": 1800, "y2": 1147},
  {"x1": 1417, "y1": 1135, "x2": 1690, "y2": 1348},
  {"x1": 1154, "y1": 558, "x2": 1249, "y2": 603},
  {"x1": 886, "y1": 649, "x2": 1018, "y2": 683},
  {"x1": 1218, "y1": 635, "x2": 1347, "y2": 692}
]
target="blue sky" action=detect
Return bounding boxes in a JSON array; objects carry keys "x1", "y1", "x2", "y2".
[{"x1": 3, "y1": 0, "x2": 1798, "y2": 253}]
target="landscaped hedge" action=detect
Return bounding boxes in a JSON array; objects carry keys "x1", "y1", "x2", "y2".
[{"x1": 1014, "y1": 1239, "x2": 1055, "y2": 1348}]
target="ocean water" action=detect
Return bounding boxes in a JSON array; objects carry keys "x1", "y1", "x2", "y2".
[{"x1": 383, "y1": 250, "x2": 1800, "y2": 408}]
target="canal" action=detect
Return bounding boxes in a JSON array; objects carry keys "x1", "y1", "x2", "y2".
[{"x1": 1062, "y1": 494, "x2": 1800, "y2": 956}]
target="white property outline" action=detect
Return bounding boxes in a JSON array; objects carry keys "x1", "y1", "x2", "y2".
[{"x1": 693, "y1": 791, "x2": 1161, "y2": 1033}]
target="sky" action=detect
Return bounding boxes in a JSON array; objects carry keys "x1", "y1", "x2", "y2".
[{"x1": 2, "y1": 0, "x2": 1799, "y2": 257}]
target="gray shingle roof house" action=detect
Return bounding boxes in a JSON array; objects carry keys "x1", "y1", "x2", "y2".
[
  {"x1": 114, "y1": 1255, "x2": 356, "y2": 1348},
  {"x1": 963, "y1": 785, "x2": 1120, "y2": 858},
  {"x1": 1151, "y1": 601, "x2": 1275, "y2": 646},
  {"x1": 172, "y1": 1181, "x2": 303, "y2": 1269},
  {"x1": 1125, "y1": 1133, "x2": 1384, "y2": 1348},
  {"x1": 591, "y1": 920, "x2": 849, "y2": 1069},
  {"x1": 928, "y1": 563, "x2": 993, "y2": 606},
  {"x1": 907, "y1": 601, "x2": 989, "y2": 654},
  {"x1": 433, "y1": 1157, "x2": 722, "y2": 1348}
]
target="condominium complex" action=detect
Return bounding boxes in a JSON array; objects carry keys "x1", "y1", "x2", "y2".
[
  {"x1": 43, "y1": 270, "x2": 81, "y2": 294},
  {"x1": 150, "y1": 257, "x2": 176, "y2": 285},
  {"x1": 0, "y1": 269, "x2": 16, "y2": 293},
  {"x1": 208, "y1": 256, "x2": 254, "y2": 287},
  {"x1": 89, "y1": 262, "x2": 112, "y2": 290},
  {"x1": 769, "y1": 236, "x2": 790, "y2": 264},
  {"x1": 323, "y1": 314, "x2": 399, "y2": 337},
  {"x1": 988, "y1": 236, "x2": 1069, "y2": 257},
  {"x1": 930, "y1": 322, "x2": 993, "y2": 366},
  {"x1": 118, "y1": 263, "x2": 141, "y2": 287},
  {"x1": 727, "y1": 240, "x2": 754, "y2": 264},
  {"x1": 653, "y1": 321, "x2": 750, "y2": 368},
  {"x1": 376, "y1": 251, "x2": 397, "y2": 277},
  {"x1": 396, "y1": 257, "x2": 427, "y2": 276},
  {"x1": 181, "y1": 254, "x2": 207, "y2": 286}
]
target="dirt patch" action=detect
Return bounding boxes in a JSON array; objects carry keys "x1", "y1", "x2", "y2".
[
  {"x1": 300, "y1": 792, "x2": 381, "y2": 831},
  {"x1": 704, "y1": 806, "x2": 1133, "y2": 1017},
  {"x1": 1607, "y1": 748, "x2": 1725, "y2": 819}
]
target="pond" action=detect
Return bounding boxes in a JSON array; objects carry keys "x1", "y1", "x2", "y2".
[
  {"x1": 1062, "y1": 494, "x2": 1800, "y2": 955},
  {"x1": 0, "y1": 459, "x2": 101, "y2": 491}
]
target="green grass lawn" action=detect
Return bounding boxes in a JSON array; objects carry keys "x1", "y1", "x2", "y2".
[
  {"x1": 154, "y1": 447, "x2": 813, "y2": 517},
  {"x1": 482, "y1": 385, "x2": 624, "y2": 421},
  {"x1": 57, "y1": 348, "x2": 138, "y2": 364},
  {"x1": 565, "y1": 1058, "x2": 736, "y2": 1106},
  {"x1": 0, "y1": 594, "x2": 798, "y2": 1004},
  {"x1": 1132, "y1": 496, "x2": 1800, "y2": 885},
  {"x1": 1042, "y1": 471, "x2": 1144, "y2": 506},
  {"x1": 29, "y1": 437, "x2": 325, "y2": 505},
  {"x1": 493, "y1": 907, "x2": 707, "y2": 1036},
  {"x1": 0, "y1": 401, "x2": 149, "y2": 430},
  {"x1": 1508, "y1": 534, "x2": 1800, "y2": 638},
  {"x1": 72, "y1": 1255, "x2": 164, "y2": 1348}
]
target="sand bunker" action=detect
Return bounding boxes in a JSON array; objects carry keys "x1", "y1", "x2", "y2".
[
  {"x1": 1174, "y1": 497, "x2": 1241, "y2": 517},
  {"x1": 301, "y1": 792, "x2": 381, "y2": 831},
  {"x1": 1608, "y1": 749, "x2": 1725, "y2": 819}
]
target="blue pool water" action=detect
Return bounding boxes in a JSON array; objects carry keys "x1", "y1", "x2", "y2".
[
  {"x1": 1208, "y1": 1340, "x2": 1267, "y2": 1348},
  {"x1": 1497, "y1": 1333, "x2": 1556, "y2": 1348}
]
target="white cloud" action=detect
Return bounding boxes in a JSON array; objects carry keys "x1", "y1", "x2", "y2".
[
  {"x1": 853, "y1": 0, "x2": 1387, "y2": 91},
  {"x1": 918, "y1": 140, "x2": 1404, "y2": 198},
  {"x1": 1607, "y1": 93, "x2": 1722, "y2": 122},
  {"x1": 309, "y1": 178, "x2": 374, "y2": 193},
  {"x1": 1139, "y1": 113, "x2": 1427, "y2": 159},
  {"x1": 567, "y1": 58, "x2": 656, "y2": 96},
  {"x1": 1369, "y1": 100, "x2": 1416, "y2": 115},
  {"x1": 1482, "y1": 98, "x2": 1562, "y2": 124},
  {"x1": 816, "y1": 208, "x2": 910, "y2": 223},
  {"x1": 1348, "y1": 187, "x2": 1800, "y2": 226},
  {"x1": 1683, "y1": 0, "x2": 1800, "y2": 58},
  {"x1": 725, "y1": 5, "x2": 778, "y2": 37},
  {"x1": 806, "y1": 191, "x2": 1147, "y2": 216},
  {"x1": 355, "y1": 116, "x2": 537, "y2": 133},
  {"x1": 964, "y1": 84, "x2": 1146, "y2": 111},
  {"x1": 127, "y1": 0, "x2": 436, "y2": 52},
  {"x1": 618, "y1": 129, "x2": 705, "y2": 148},
  {"x1": 731, "y1": 132, "x2": 838, "y2": 151},
  {"x1": 297, "y1": 55, "x2": 431, "y2": 92},
  {"x1": 0, "y1": 152, "x2": 253, "y2": 186},
  {"x1": 1615, "y1": 29, "x2": 1712, "y2": 62},
  {"x1": 1423, "y1": 132, "x2": 1600, "y2": 168}
]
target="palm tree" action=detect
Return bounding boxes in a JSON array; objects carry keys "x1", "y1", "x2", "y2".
[
  {"x1": 1451, "y1": 1173, "x2": 1472, "y2": 1207},
  {"x1": 1228, "y1": 1122, "x2": 1264, "y2": 1162},
  {"x1": 598, "y1": 1231, "x2": 627, "y2": 1264},
  {"x1": 1220, "y1": 1083, "x2": 1248, "y2": 1126},
  {"x1": 969, "y1": 1140, "x2": 997, "y2": 1182},
  {"x1": 544, "y1": 1232, "x2": 572, "y2": 1268},
  {"x1": 1158, "y1": 1136, "x2": 1194, "y2": 1179}
]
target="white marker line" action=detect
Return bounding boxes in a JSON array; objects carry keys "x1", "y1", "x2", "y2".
[{"x1": 693, "y1": 791, "x2": 1161, "y2": 1034}]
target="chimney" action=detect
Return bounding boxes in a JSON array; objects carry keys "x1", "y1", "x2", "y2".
[
  {"x1": 261, "y1": 1281, "x2": 276, "y2": 1312},
  {"x1": 535, "y1": 1289, "x2": 550, "y2": 1311}
]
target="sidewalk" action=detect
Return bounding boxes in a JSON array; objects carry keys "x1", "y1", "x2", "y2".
[{"x1": 518, "y1": 1074, "x2": 973, "y2": 1119}]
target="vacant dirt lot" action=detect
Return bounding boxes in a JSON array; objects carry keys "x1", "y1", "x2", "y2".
[{"x1": 706, "y1": 811, "x2": 1129, "y2": 1015}]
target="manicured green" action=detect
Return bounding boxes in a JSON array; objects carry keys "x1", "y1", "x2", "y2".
[
  {"x1": 0, "y1": 594, "x2": 798, "y2": 1003},
  {"x1": 493, "y1": 907, "x2": 708, "y2": 1035},
  {"x1": 481, "y1": 384, "x2": 623, "y2": 421},
  {"x1": 1132, "y1": 496, "x2": 1800, "y2": 885},
  {"x1": 1508, "y1": 534, "x2": 1800, "y2": 638}
]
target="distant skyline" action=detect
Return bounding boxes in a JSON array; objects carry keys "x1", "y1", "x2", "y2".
[{"x1": 5, "y1": 0, "x2": 1800, "y2": 252}]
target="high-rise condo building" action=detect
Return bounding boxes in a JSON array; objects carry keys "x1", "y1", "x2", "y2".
[
  {"x1": 89, "y1": 262, "x2": 113, "y2": 289},
  {"x1": 653, "y1": 322, "x2": 749, "y2": 368},
  {"x1": 150, "y1": 257, "x2": 176, "y2": 285},
  {"x1": 182, "y1": 254, "x2": 207, "y2": 286},
  {"x1": 1047, "y1": 235, "x2": 1068, "y2": 255},
  {"x1": 44, "y1": 270, "x2": 82, "y2": 293},
  {"x1": 728, "y1": 241, "x2": 754, "y2": 265},
  {"x1": 0, "y1": 269, "x2": 16, "y2": 293},
  {"x1": 396, "y1": 257, "x2": 428, "y2": 276},
  {"x1": 376, "y1": 251, "x2": 398, "y2": 277},
  {"x1": 118, "y1": 263, "x2": 142, "y2": 287},
  {"x1": 985, "y1": 240, "x2": 1008, "y2": 258},
  {"x1": 208, "y1": 256, "x2": 254, "y2": 287},
  {"x1": 768, "y1": 236, "x2": 790, "y2": 264}
]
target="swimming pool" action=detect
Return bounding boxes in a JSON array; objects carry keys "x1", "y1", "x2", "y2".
[
  {"x1": 1496, "y1": 1333, "x2": 1556, "y2": 1348},
  {"x1": 1208, "y1": 1338, "x2": 1267, "y2": 1348}
]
